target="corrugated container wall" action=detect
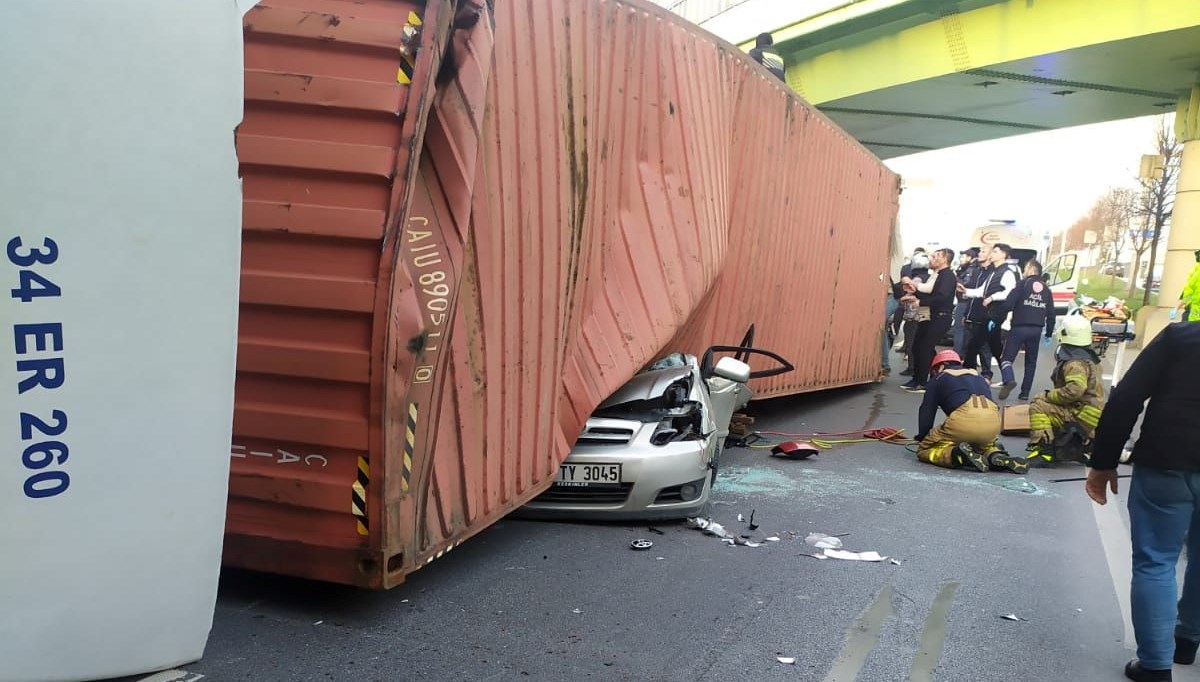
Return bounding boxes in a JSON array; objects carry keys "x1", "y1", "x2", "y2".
[{"x1": 225, "y1": 0, "x2": 898, "y2": 587}]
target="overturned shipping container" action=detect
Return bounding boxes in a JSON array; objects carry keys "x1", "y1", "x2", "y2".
[{"x1": 227, "y1": 0, "x2": 899, "y2": 587}]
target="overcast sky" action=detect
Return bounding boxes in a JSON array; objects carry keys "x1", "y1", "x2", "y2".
[{"x1": 885, "y1": 114, "x2": 1169, "y2": 253}]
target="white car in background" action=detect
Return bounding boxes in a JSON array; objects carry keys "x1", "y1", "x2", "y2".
[{"x1": 523, "y1": 331, "x2": 792, "y2": 520}]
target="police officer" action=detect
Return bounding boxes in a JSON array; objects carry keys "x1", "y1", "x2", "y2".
[
  {"x1": 998, "y1": 259, "x2": 1055, "y2": 401},
  {"x1": 748, "y1": 33, "x2": 786, "y2": 81}
]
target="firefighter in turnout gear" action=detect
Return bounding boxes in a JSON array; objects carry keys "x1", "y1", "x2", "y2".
[
  {"x1": 915, "y1": 350, "x2": 1028, "y2": 474},
  {"x1": 1027, "y1": 313, "x2": 1105, "y2": 464}
]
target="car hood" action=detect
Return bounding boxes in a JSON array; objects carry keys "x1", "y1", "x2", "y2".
[{"x1": 596, "y1": 365, "x2": 694, "y2": 410}]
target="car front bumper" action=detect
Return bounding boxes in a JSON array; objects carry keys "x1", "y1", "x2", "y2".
[{"x1": 521, "y1": 436, "x2": 715, "y2": 521}]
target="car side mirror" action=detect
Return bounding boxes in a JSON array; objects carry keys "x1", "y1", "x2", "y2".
[{"x1": 712, "y1": 357, "x2": 751, "y2": 384}]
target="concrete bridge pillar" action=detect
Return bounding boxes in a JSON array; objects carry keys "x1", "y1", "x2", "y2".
[{"x1": 1144, "y1": 84, "x2": 1200, "y2": 342}]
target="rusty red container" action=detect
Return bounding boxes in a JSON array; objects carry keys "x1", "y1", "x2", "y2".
[{"x1": 225, "y1": 0, "x2": 898, "y2": 588}]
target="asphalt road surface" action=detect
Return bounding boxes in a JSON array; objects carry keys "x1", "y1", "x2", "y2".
[{"x1": 115, "y1": 339, "x2": 1198, "y2": 682}]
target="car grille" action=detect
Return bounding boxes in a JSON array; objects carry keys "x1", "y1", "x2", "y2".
[
  {"x1": 576, "y1": 425, "x2": 636, "y2": 446},
  {"x1": 534, "y1": 483, "x2": 634, "y2": 505}
]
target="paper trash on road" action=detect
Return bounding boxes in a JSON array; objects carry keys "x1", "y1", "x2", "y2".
[
  {"x1": 764, "y1": 536, "x2": 781, "y2": 542},
  {"x1": 737, "y1": 514, "x2": 744, "y2": 522},
  {"x1": 805, "y1": 533, "x2": 844, "y2": 550},
  {"x1": 776, "y1": 657, "x2": 796, "y2": 665},
  {"x1": 822, "y1": 549, "x2": 887, "y2": 562},
  {"x1": 1000, "y1": 614, "x2": 1026, "y2": 621},
  {"x1": 734, "y1": 537, "x2": 761, "y2": 548},
  {"x1": 889, "y1": 558, "x2": 903, "y2": 566}
]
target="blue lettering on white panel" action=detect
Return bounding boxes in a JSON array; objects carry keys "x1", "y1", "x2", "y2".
[{"x1": 8, "y1": 235, "x2": 69, "y2": 498}]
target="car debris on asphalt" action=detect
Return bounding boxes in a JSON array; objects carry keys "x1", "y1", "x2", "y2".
[
  {"x1": 776, "y1": 657, "x2": 796, "y2": 665},
  {"x1": 1000, "y1": 613, "x2": 1026, "y2": 621},
  {"x1": 630, "y1": 539, "x2": 654, "y2": 551}
]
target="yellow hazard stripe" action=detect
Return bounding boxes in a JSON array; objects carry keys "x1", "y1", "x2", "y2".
[
  {"x1": 351, "y1": 455, "x2": 369, "y2": 536},
  {"x1": 1077, "y1": 406, "x2": 1103, "y2": 427},
  {"x1": 402, "y1": 403, "x2": 418, "y2": 493},
  {"x1": 397, "y1": 10, "x2": 422, "y2": 84},
  {"x1": 1064, "y1": 375, "x2": 1087, "y2": 386},
  {"x1": 1029, "y1": 414, "x2": 1054, "y2": 428}
]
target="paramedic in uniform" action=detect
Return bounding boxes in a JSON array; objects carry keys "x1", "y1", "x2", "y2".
[{"x1": 998, "y1": 259, "x2": 1056, "y2": 401}]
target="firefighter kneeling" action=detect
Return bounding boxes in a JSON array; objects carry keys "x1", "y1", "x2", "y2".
[
  {"x1": 1026, "y1": 313, "x2": 1105, "y2": 465},
  {"x1": 915, "y1": 350, "x2": 1027, "y2": 474}
]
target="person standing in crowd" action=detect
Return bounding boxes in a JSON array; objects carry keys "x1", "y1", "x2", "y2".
[
  {"x1": 958, "y1": 243, "x2": 1019, "y2": 381},
  {"x1": 1172, "y1": 248, "x2": 1200, "y2": 322},
  {"x1": 1086, "y1": 321, "x2": 1200, "y2": 681},
  {"x1": 913, "y1": 350, "x2": 1026, "y2": 474},
  {"x1": 1026, "y1": 313, "x2": 1104, "y2": 465},
  {"x1": 898, "y1": 250, "x2": 930, "y2": 377},
  {"x1": 901, "y1": 248, "x2": 957, "y2": 393},
  {"x1": 998, "y1": 259, "x2": 1056, "y2": 401},
  {"x1": 748, "y1": 33, "x2": 786, "y2": 81},
  {"x1": 882, "y1": 276, "x2": 899, "y2": 376},
  {"x1": 952, "y1": 247, "x2": 980, "y2": 356},
  {"x1": 958, "y1": 246, "x2": 995, "y2": 377}
]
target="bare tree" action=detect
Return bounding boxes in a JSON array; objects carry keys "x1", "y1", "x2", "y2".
[
  {"x1": 1098, "y1": 188, "x2": 1135, "y2": 285},
  {"x1": 1131, "y1": 117, "x2": 1182, "y2": 305}
]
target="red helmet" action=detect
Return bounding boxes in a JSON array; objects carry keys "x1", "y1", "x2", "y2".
[
  {"x1": 770, "y1": 440, "x2": 820, "y2": 460},
  {"x1": 930, "y1": 349, "x2": 962, "y2": 372}
]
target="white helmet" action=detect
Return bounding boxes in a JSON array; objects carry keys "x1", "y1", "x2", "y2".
[
  {"x1": 1059, "y1": 313, "x2": 1093, "y2": 347},
  {"x1": 910, "y1": 252, "x2": 930, "y2": 270}
]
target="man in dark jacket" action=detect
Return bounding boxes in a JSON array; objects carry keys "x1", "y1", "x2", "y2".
[
  {"x1": 959, "y1": 243, "x2": 1019, "y2": 382},
  {"x1": 953, "y1": 247, "x2": 981, "y2": 356},
  {"x1": 914, "y1": 349, "x2": 1025, "y2": 473},
  {"x1": 901, "y1": 248, "x2": 957, "y2": 392},
  {"x1": 998, "y1": 259, "x2": 1056, "y2": 401},
  {"x1": 748, "y1": 33, "x2": 786, "y2": 81},
  {"x1": 1087, "y1": 321, "x2": 1200, "y2": 681}
]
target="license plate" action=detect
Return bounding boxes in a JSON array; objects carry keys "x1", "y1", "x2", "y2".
[{"x1": 556, "y1": 463, "x2": 622, "y2": 487}]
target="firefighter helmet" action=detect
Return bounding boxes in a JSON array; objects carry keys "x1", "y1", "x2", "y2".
[
  {"x1": 930, "y1": 349, "x2": 962, "y2": 373},
  {"x1": 1059, "y1": 313, "x2": 1093, "y2": 347}
]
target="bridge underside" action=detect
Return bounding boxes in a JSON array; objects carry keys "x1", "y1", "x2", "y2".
[{"x1": 818, "y1": 25, "x2": 1200, "y2": 158}]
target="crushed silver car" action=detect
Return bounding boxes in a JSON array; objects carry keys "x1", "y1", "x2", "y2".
[{"x1": 523, "y1": 336, "x2": 792, "y2": 520}]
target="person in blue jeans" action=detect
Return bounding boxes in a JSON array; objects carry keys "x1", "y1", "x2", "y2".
[
  {"x1": 883, "y1": 280, "x2": 899, "y2": 375},
  {"x1": 997, "y1": 259, "x2": 1056, "y2": 401},
  {"x1": 1088, "y1": 321, "x2": 1200, "y2": 681}
]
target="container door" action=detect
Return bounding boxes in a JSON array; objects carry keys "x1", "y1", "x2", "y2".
[{"x1": 0, "y1": 2, "x2": 245, "y2": 680}]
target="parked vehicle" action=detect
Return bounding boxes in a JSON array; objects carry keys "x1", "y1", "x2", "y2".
[
  {"x1": 523, "y1": 337, "x2": 792, "y2": 520},
  {"x1": 1100, "y1": 262, "x2": 1127, "y2": 277}
]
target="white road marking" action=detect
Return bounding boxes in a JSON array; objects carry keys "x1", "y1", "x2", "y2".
[{"x1": 1092, "y1": 495, "x2": 1136, "y2": 649}]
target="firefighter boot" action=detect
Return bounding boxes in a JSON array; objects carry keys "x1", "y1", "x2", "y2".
[
  {"x1": 953, "y1": 443, "x2": 990, "y2": 473},
  {"x1": 987, "y1": 445, "x2": 1029, "y2": 475}
]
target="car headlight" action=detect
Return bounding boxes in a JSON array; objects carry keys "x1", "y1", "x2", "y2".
[{"x1": 650, "y1": 418, "x2": 681, "y2": 445}]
